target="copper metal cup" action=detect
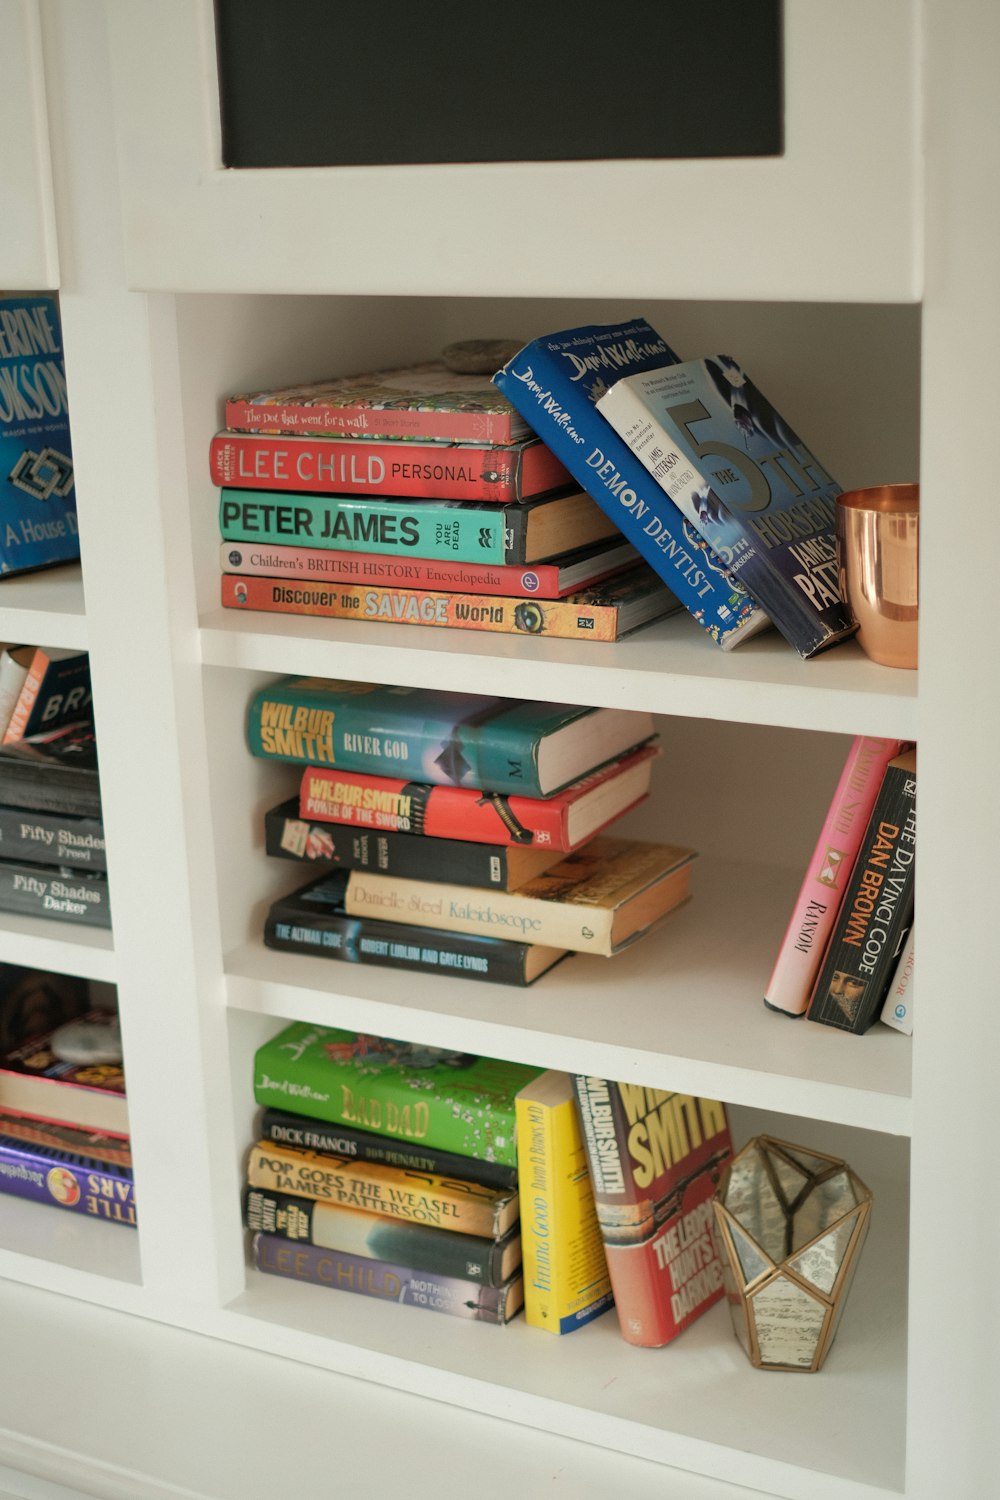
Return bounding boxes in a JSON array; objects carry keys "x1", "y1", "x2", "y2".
[{"x1": 836, "y1": 484, "x2": 919, "y2": 669}]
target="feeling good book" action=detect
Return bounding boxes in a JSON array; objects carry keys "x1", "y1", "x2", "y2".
[
  {"x1": 298, "y1": 742, "x2": 660, "y2": 852},
  {"x1": 493, "y1": 320, "x2": 766, "y2": 650},
  {"x1": 247, "y1": 677, "x2": 655, "y2": 797},
  {"x1": 340, "y1": 835, "x2": 696, "y2": 957},
  {"x1": 209, "y1": 430, "x2": 571, "y2": 501},
  {"x1": 253, "y1": 1024, "x2": 544, "y2": 1169},
  {"x1": 221, "y1": 563, "x2": 679, "y2": 642},
  {"x1": 596, "y1": 355, "x2": 856, "y2": 658},
  {"x1": 224, "y1": 359, "x2": 531, "y2": 445}
]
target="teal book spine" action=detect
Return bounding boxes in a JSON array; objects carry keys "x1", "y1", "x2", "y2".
[{"x1": 219, "y1": 488, "x2": 509, "y2": 563}]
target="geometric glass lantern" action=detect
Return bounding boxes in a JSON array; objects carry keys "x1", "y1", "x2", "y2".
[{"x1": 710, "y1": 1135, "x2": 873, "y2": 1372}]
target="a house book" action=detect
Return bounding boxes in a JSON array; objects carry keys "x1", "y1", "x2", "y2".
[
  {"x1": 265, "y1": 795, "x2": 568, "y2": 890},
  {"x1": 224, "y1": 358, "x2": 532, "y2": 445},
  {"x1": 492, "y1": 320, "x2": 767, "y2": 651},
  {"x1": 218, "y1": 487, "x2": 616, "y2": 566},
  {"x1": 0, "y1": 1009, "x2": 128, "y2": 1138},
  {"x1": 572, "y1": 1078, "x2": 734, "y2": 1347},
  {"x1": 209, "y1": 430, "x2": 571, "y2": 502},
  {"x1": 251, "y1": 1233, "x2": 524, "y2": 1324},
  {"x1": 298, "y1": 742, "x2": 660, "y2": 853},
  {"x1": 246, "y1": 676, "x2": 655, "y2": 798},
  {"x1": 595, "y1": 356, "x2": 856, "y2": 658},
  {"x1": 220, "y1": 537, "x2": 641, "y2": 600},
  {"x1": 244, "y1": 1185, "x2": 522, "y2": 1287},
  {"x1": 252, "y1": 1023, "x2": 544, "y2": 1169},
  {"x1": 0, "y1": 721, "x2": 101, "y2": 817},
  {"x1": 0, "y1": 293, "x2": 81, "y2": 576},
  {"x1": 339, "y1": 835, "x2": 696, "y2": 957},
  {"x1": 807, "y1": 748, "x2": 917, "y2": 1034},
  {"x1": 0, "y1": 1130, "x2": 136, "y2": 1225},
  {"x1": 515, "y1": 1069, "x2": 613, "y2": 1335},
  {"x1": 245, "y1": 1139, "x2": 519, "y2": 1239},
  {"x1": 764, "y1": 736, "x2": 906, "y2": 1016},
  {"x1": 0, "y1": 646, "x2": 92, "y2": 743},
  {"x1": 0, "y1": 858, "x2": 109, "y2": 928},
  {"x1": 264, "y1": 871, "x2": 570, "y2": 987}
]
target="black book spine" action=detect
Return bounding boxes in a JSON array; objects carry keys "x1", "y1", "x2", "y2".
[
  {"x1": 0, "y1": 860, "x2": 111, "y2": 928},
  {"x1": 807, "y1": 755, "x2": 917, "y2": 1033},
  {"x1": 0, "y1": 804, "x2": 106, "y2": 871},
  {"x1": 259, "y1": 1107, "x2": 518, "y2": 1193}
]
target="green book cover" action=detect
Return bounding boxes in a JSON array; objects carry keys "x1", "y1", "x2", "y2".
[{"x1": 253, "y1": 1024, "x2": 544, "y2": 1168}]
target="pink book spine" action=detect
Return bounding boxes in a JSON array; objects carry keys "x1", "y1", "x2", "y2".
[{"x1": 764, "y1": 735, "x2": 905, "y2": 1016}]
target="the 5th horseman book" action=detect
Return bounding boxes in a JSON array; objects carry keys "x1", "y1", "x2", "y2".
[
  {"x1": 807, "y1": 749, "x2": 917, "y2": 1034},
  {"x1": 0, "y1": 721, "x2": 101, "y2": 817},
  {"x1": 247, "y1": 676, "x2": 655, "y2": 797},
  {"x1": 493, "y1": 320, "x2": 767, "y2": 650},
  {"x1": 572, "y1": 1078, "x2": 734, "y2": 1347},
  {"x1": 595, "y1": 356, "x2": 856, "y2": 658},
  {"x1": 264, "y1": 870, "x2": 570, "y2": 987},
  {"x1": 253, "y1": 1023, "x2": 544, "y2": 1169}
]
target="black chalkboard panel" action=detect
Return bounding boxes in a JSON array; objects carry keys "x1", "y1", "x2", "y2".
[{"x1": 214, "y1": 1, "x2": 783, "y2": 168}]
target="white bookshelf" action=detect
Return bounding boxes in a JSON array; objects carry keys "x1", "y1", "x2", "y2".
[{"x1": 0, "y1": 2, "x2": 996, "y2": 1497}]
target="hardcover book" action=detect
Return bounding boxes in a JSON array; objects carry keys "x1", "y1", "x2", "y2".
[
  {"x1": 251, "y1": 1232, "x2": 524, "y2": 1324},
  {"x1": 764, "y1": 736, "x2": 905, "y2": 1016},
  {"x1": 218, "y1": 487, "x2": 616, "y2": 565},
  {"x1": 252, "y1": 1024, "x2": 544, "y2": 1168},
  {"x1": 0, "y1": 803, "x2": 106, "y2": 870},
  {"x1": 515, "y1": 1070, "x2": 613, "y2": 1334},
  {"x1": 0, "y1": 1130, "x2": 135, "y2": 1225},
  {"x1": 572, "y1": 1078, "x2": 733, "y2": 1347},
  {"x1": 0, "y1": 721, "x2": 102, "y2": 817},
  {"x1": 224, "y1": 359, "x2": 532, "y2": 445},
  {"x1": 298, "y1": 743, "x2": 660, "y2": 852},
  {"x1": 596, "y1": 356, "x2": 856, "y2": 658},
  {"x1": 340, "y1": 835, "x2": 696, "y2": 957},
  {"x1": 0, "y1": 858, "x2": 109, "y2": 928},
  {"x1": 264, "y1": 795, "x2": 566, "y2": 890},
  {"x1": 493, "y1": 320, "x2": 767, "y2": 650},
  {"x1": 807, "y1": 749, "x2": 917, "y2": 1034},
  {"x1": 0, "y1": 1009, "x2": 128, "y2": 1138},
  {"x1": 246, "y1": 676, "x2": 655, "y2": 797},
  {"x1": 221, "y1": 562, "x2": 680, "y2": 642},
  {"x1": 244, "y1": 1186, "x2": 522, "y2": 1287},
  {"x1": 0, "y1": 293, "x2": 81, "y2": 576},
  {"x1": 1, "y1": 647, "x2": 92, "y2": 743},
  {"x1": 245, "y1": 1139, "x2": 519, "y2": 1239},
  {"x1": 260, "y1": 1107, "x2": 517, "y2": 1193},
  {"x1": 265, "y1": 871, "x2": 570, "y2": 987},
  {"x1": 220, "y1": 536, "x2": 641, "y2": 600},
  {"x1": 209, "y1": 430, "x2": 571, "y2": 502}
]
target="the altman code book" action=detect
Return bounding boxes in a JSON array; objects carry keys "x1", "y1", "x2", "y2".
[{"x1": 0, "y1": 293, "x2": 81, "y2": 575}]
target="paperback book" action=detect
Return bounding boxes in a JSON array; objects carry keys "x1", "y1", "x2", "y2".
[
  {"x1": 0, "y1": 858, "x2": 109, "y2": 927},
  {"x1": 0, "y1": 1009, "x2": 128, "y2": 1138},
  {"x1": 0, "y1": 1107, "x2": 132, "y2": 1169},
  {"x1": 0, "y1": 1130, "x2": 135, "y2": 1225},
  {"x1": 0, "y1": 721, "x2": 101, "y2": 817},
  {"x1": 1, "y1": 647, "x2": 91, "y2": 743},
  {"x1": 0, "y1": 802, "x2": 106, "y2": 870}
]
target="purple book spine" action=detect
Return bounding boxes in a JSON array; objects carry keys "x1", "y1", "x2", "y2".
[{"x1": 0, "y1": 1135, "x2": 136, "y2": 1226}]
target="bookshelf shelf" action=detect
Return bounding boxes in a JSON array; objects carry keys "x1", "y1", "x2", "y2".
[
  {"x1": 0, "y1": 563, "x2": 87, "y2": 648},
  {"x1": 0, "y1": 911, "x2": 115, "y2": 984},
  {"x1": 0, "y1": 1196, "x2": 141, "y2": 1294}
]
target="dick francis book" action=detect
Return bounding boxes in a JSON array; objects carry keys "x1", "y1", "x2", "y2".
[
  {"x1": 596, "y1": 356, "x2": 856, "y2": 658},
  {"x1": 572, "y1": 1078, "x2": 733, "y2": 1348},
  {"x1": 0, "y1": 294, "x2": 81, "y2": 576},
  {"x1": 0, "y1": 1130, "x2": 135, "y2": 1226},
  {"x1": 493, "y1": 320, "x2": 766, "y2": 650},
  {"x1": 253, "y1": 1023, "x2": 544, "y2": 1169},
  {"x1": 246, "y1": 676, "x2": 655, "y2": 797}
]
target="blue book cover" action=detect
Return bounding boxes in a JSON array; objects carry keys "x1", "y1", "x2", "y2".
[
  {"x1": 493, "y1": 321, "x2": 767, "y2": 650},
  {"x1": 597, "y1": 356, "x2": 857, "y2": 658},
  {"x1": 0, "y1": 294, "x2": 80, "y2": 576}
]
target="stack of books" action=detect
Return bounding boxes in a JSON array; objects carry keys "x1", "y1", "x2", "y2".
[
  {"x1": 246, "y1": 1023, "x2": 543, "y2": 1325},
  {"x1": 248, "y1": 676, "x2": 696, "y2": 986},
  {"x1": 213, "y1": 354, "x2": 681, "y2": 643},
  {"x1": 0, "y1": 966, "x2": 133, "y2": 1227}
]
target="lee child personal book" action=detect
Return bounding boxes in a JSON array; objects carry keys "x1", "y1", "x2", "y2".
[
  {"x1": 515, "y1": 1070, "x2": 613, "y2": 1334},
  {"x1": 246, "y1": 677, "x2": 655, "y2": 797},
  {"x1": 493, "y1": 320, "x2": 766, "y2": 650},
  {"x1": 253, "y1": 1024, "x2": 543, "y2": 1168},
  {"x1": 596, "y1": 356, "x2": 856, "y2": 658},
  {"x1": 764, "y1": 735, "x2": 905, "y2": 1016},
  {"x1": 0, "y1": 1131, "x2": 135, "y2": 1225},
  {"x1": 572, "y1": 1079, "x2": 733, "y2": 1347}
]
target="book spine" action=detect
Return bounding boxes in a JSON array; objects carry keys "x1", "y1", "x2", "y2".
[
  {"x1": 0, "y1": 861, "x2": 110, "y2": 927},
  {"x1": 807, "y1": 756, "x2": 917, "y2": 1033},
  {"x1": 219, "y1": 488, "x2": 512, "y2": 562},
  {"x1": 224, "y1": 397, "x2": 520, "y2": 445},
  {"x1": 764, "y1": 736, "x2": 905, "y2": 1015},
  {"x1": 245, "y1": 1140, "x2": 515, "y2": 1237},
  {"x1": 493, "y1": 336, "x2": 765, "y2": 650},
  {"x1": 571, "y1": 1075, "x2": 643, "y2": 1220},
  {"x1": 0, "y1": 804, "x2": 106, "y2": 870},
  {"x1": 251, "y1": 1232, "x2": 521, "y2": 1323},
  {"x1": 260, "y1": 1108, "x2": 518, "y2": 1193},
  {"x1": 0, "y1": 1136, "x2": 136, "y2": 1225},
  {"x1": 221, "y1": 572, "x2": 662, "y2": 642},
  {"x1": 244, "y1": 1187, "x2": 517, "y2": 1286},
  {"x1": 1, "y1": 649, "x2": 49, "y2": 743},
  {"x1": 880, "y1": 925, "x2": 914, "y2": 1034},
  {"x1": 222, "y1": 541, "x2": 577, "y2": 597},
  {"x1": 0, "y1": 1109, "x2": 131, "y2": 1168}
]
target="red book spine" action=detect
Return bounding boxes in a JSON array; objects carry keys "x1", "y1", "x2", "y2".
[{"x1": 224, "y1": 398, "x2": 521, "y2": 445}]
